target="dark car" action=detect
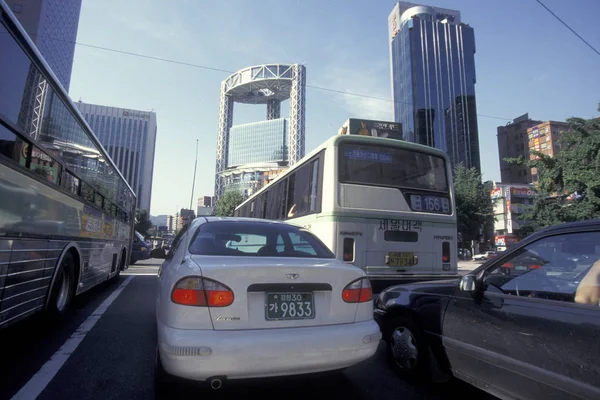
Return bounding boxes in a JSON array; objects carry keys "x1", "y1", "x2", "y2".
[
  {"x1": 374, "y1": 220, "x2": 600, "y2": 400},
  {"x1": 130, "y1": 231, "x2": 151, "y2": 264}
]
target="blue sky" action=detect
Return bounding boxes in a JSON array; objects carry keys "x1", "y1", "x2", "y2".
[{"x1": 67, "y1": 0, "x2": 600, "y2": 216}]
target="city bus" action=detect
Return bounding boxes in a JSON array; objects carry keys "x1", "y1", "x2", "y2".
[
  {"x1": 0, "y1": 4, "x2": 136, "y2": 329},
  {"x1": 234, "y1": 129, "x2": 458, "y2": 286}
]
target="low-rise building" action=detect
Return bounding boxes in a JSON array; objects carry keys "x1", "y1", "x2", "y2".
[
  {"x1": 490, "y1": 183, "x2": 536, "y2": 251},
  {"x1": 527, "y1": 121, "x2": 570, "y2": 183}
]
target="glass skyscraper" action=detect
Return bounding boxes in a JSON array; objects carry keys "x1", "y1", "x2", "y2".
[
  {"x1": 76, "y1": 102, "x2": 158, "y2": 213},
  {"x1": 220, "y1": 118, "x2": 289, "y2": 195},
  {"x1": 389, "y1": 2, "x2": 480, "y2": 171},
  {"x1": 5, "y1": 0, "x2": 82, "y2": 91},
  {"x1": 228, "y1": 119, "x2": 288, "y2": 167}
]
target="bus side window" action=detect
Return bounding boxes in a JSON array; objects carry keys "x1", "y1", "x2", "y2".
[
  {"x1": 65, "y1": 171, "x2": 80, "y2": 195},
  {"x1": 309, "y1": 158, "x2": 320, "y2": 212},
  {"x1": 286, "y1": 175, "x2": 296, "y2": 217},
  {"x1": 0, "y1": 124, "x2": 25, "y2": 164},
  {"x1": 81, "y1": 181, "x2": 94, "y2": 203}
]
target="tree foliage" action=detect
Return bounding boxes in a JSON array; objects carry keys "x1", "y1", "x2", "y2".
[
  {"x1": 135, "y1": 209, "x2": 153, "y2": 236},
  {"x1": 453, "y1": 163, "x2": 495, "y2": 245},
  {"x1": 507, "y1": 110, "x2": 600, "y2": 230},
  {"x1": 214, "y1": 191, "x2": 245, "y2": 217}
]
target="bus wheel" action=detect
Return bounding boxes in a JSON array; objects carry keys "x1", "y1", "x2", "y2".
[
  {"x1": 48, "y1": 252, "x2": 76, "y2": 317},
  {"x1": 113, "y1": 249, "x2": 125, "y2": 281}
]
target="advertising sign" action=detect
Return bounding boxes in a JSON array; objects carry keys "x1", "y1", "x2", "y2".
[
  {"x1": 495, "y1": 235, "x2": 517, "y2": 247},
  {"x1": 490, "y1": 187, "x2": 502, "y2": 199},
  {"x1": 388, "y1": 3, "x2": 401, "y2": 41},
  {"x1": 510, "y1": 187, "x2": 535, "y2": 198},
  {"x1": 81, "y1": 205, "x2": 103, "y2": 238},
  {"x1": 123, "y1": 110, "x2": 150, "y2": 119},
  {"x1": 505, "y1": 187, "x2": 512, "y2": 233},
  {"x1": 338, "y1": 119, "x2": 403, "y2": 140},
  {"x1": 532, "y1": 128, "x2": 539, "y2": 138}
]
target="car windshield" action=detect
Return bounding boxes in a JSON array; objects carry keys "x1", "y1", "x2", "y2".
[
  {"x1": 135, "y1": 231, "x2": 145, "y2": 242},
  {"x1": 188, "y1": 221, "x2": 335, "y2": 258}
]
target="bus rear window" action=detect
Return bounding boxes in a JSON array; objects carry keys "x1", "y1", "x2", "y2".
[{"x1": 339, "y1": 143, "x2": 448, "y2": 192}]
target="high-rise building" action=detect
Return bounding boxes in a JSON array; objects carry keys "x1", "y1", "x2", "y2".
[
  {"x1": 388, "y1": 2, "x2": 480, "y2": 171},
  {"x1": 527, "y1": 121, "x2": 569, "y2": 183},
  {"x1": 76, "y1": 102, "x2": 157, "y2": 212},
  {"x1": 214, "y1": 64, "x2": 306, "y2": 201},
  {"x1": 219, "y1": 118, "x2": 290, "y2": 196},
  {"x1": 197, "y1": 195, "x2": 214, "y2": 217},
  {"x1": 5, "y1": 0, "x2": 82, "y2": 91},
  {"x1": 497, "y1": 113, "x2": 542, "y2": 184}
]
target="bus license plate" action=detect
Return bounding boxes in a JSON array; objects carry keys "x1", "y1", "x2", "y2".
[
  {"x1": 386, "y1": 252, "x2": 417, "y2": 267},
  {"x1": 265, "y1": 293, "x2": 315, "y2": 321}
]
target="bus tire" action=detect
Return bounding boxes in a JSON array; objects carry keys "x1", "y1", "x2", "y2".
[
  {"x1": 112, "y1": 249, "x2": 126, "y2": 281},
  {"x1": 47, "y1": 252, "x2": 76, "y2": 318}
]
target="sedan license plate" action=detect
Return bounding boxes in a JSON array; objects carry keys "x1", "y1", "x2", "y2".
[
  {"x1": 265, "y1": 293, "x2": 315, "y2": 321},
  {"x1": 386, "y1": 252, "x2": 417, "y2": 267}
]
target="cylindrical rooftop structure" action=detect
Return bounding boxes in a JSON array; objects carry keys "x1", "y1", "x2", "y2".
[{"x1": 214, "y1": 64, "x2": 306, "y2": 201}]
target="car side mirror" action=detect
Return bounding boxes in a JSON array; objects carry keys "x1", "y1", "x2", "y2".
[
  {"x1": 460, "y1": 275, "x2": 476, "y2": 292},
  {"x1": 150, "y1": 248, "x2": 167, "y2": 259}
]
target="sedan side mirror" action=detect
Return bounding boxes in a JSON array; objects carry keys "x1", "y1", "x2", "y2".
[
  {"x1": 150, "y1": 248, "x2": 167, "y2": 259},
  {"x1": 460, "y1": 275, "x2": 476, "y2": 292}
]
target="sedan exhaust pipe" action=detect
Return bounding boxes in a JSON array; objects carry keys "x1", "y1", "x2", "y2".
[{"x1": 209, "y1": 377, "x2": 224, "y2": 390}]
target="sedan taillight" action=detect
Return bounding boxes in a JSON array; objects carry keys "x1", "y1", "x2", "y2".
[
  {"x1": 342, "y1": 278, "x2": 373, "y2": 303},
  {"x1": 171, "y1": 277, "x2": 234, "y2": 307}
]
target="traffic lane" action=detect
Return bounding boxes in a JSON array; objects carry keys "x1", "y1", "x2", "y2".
[
  {"x1": 0, "y1": 259, "x2": 159, "y2": 400},
  {"x1": 123, "y1": 258, "x2": 161, "y2": 276},
  {"x1": 0, "y1": 276, "x2": 126, "y2": 400},
  {"x1": 38, "y1": 275, "x2": 157, "y2": 400},
  {"x1": 166, "y1": 344, "x2": 497, "y2": 400},
  {"x1": 35, "y1": 275, "x2": 494, "y2": 400}
]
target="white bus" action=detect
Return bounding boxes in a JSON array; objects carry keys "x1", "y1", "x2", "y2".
[
  {"x1": 0, "y1": 4, "x2": 135, "y2": 329},
  {"x1": 234, "y1": 133, "x2": 458, "y2": 285}
]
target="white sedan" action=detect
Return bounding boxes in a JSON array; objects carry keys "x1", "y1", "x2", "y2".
[{"x1": 152, "y1": 217, "x2": 381, "y2": 390}]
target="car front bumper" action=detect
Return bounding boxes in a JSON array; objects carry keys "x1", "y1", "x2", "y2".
[{"x1": 157, "y1": 318, "x2": 381, "y2": 381}]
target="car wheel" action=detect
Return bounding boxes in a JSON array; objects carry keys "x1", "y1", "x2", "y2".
[
  {"x1": 47, "y1": 252, "x2": 76, "y2": 319},
  {"x1": 384, "y1": 316, "x2": 430, "y2": 382}
]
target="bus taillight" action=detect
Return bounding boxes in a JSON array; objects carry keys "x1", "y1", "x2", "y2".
[
  {"x1": 343, "y1": 238, "x2": 355, "y2": 262},
  {"x1": 442, "y1": 241, "x2": 450, "y2": 263}
]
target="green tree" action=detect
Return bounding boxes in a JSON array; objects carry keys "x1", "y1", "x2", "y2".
[
  {"x1": 135, "y1": 209, "x2": 153, "y2": 236},
  {"x1": 214, "y1": 191, "x2": 244, "y2": 217},
  {"x1": 507, "y1": 108, "x2": 600, "y2": 230},
  {"x1": 453, "y1": 163, "x2": 495, "y2": 250}
]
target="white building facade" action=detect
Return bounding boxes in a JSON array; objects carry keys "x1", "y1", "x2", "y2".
[
  {"x1": 490, "y1": 183, "x2": 536, "y2": 251},
  {"x1": 76, "y1": 102, "x2": 157, "y2": 212}
]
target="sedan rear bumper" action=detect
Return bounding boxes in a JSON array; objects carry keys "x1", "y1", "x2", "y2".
[{"x1": 157, "y1": 319, "x2": 381, "y2": 381}]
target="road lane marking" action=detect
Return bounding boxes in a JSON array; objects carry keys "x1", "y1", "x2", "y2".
[
  {"x1": 12, "y1": 276, "x2": 134, "y2": 400},
  {"x1": 122, "y1": 272, "x2": 157, "y2": 276}
]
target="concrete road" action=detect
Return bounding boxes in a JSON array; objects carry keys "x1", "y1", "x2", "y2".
[{"x1": 0, "y1": 259, "x2": 495, "y2": 400}]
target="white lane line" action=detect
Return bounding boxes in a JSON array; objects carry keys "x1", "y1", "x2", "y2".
[{"x1": 12, "y1": 276, "x2": 134, "y2": 400}]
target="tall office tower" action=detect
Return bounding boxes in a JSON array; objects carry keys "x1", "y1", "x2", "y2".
[{"x1": 389, "y1": 2, "x2": 480, "y2": 171}]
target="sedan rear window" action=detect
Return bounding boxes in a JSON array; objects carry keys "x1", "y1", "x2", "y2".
[{"x1": 188, "y1": 221, "x2": 335, "y2": 258}]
